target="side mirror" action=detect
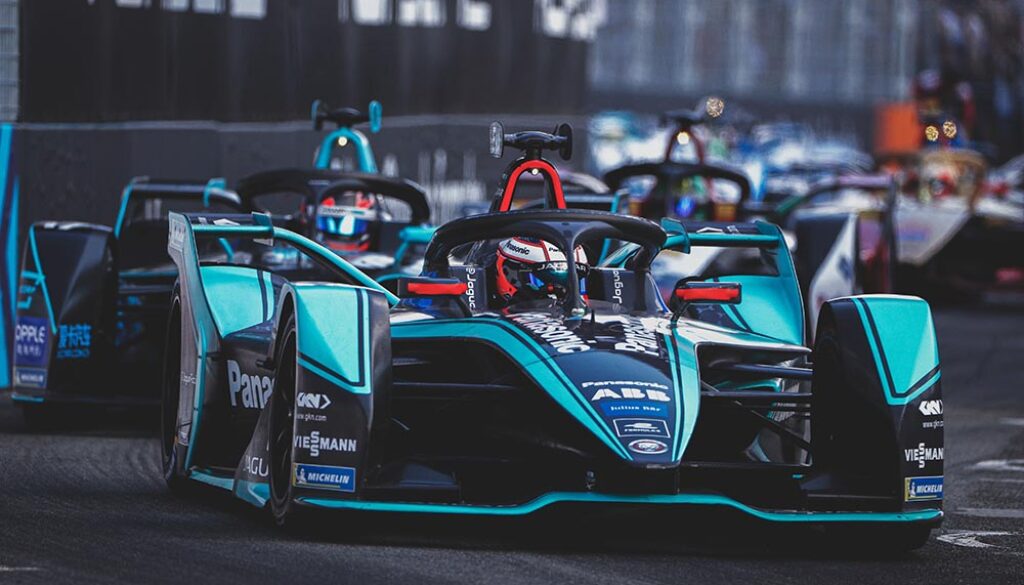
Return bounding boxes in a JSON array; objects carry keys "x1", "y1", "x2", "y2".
[
  {"x1": 489, "y1": 121, "x2": 505, "y2": 158},
  {"x1": 670, "y1": 281, "x2": 741, "y2": 324},
  {"x1": 311, "y1": 99, "x2": 326, "y2": 131},
  {"x1": 368, "y1": 100, "x2": 382, "y2": 133},
  {"x1": 555, "y1": 123, "x2": 573, "y2": 161},
  {"x1": 398, "y1": 277, "x2": 468, "y2": 298}
]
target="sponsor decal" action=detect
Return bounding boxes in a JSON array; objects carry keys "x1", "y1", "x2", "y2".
[
  {"x1": 57, "y1": 323, "x2": 92, "y2": 360},
  {"x1": 507, "y1": 313, "x2": 591, "y2": 354},
  {"x1": 613, "y1": 418, "x2": 670, "y2": 438},
  {"x1": 14, "y1": 316, "x2": 49, "y2": 366},
  {"x1": 168, "y1": 217, "x2": 187, "y2": 251},
  {"x1": 905, "y1": 476, "x2": 944, "y2": 501},
  {"x1": 627, "y1": 439, "x2": 668, "y2": 455},
  {"x1": 614, "y1": 320, "x2": 660, "y2": 357},
  {"x1": 905, "y1": 442, "x2": 944, "y2": 469},
  {"x1": 15, "y1": 367, "x2": 47, "y2": 388},
  {"x1": 293, "y1": 431, "x2": 358, "y2": 458},
  {"x1": 503, "y1": 241, "x2": 533, "y2": 257},
  {"x1": 244, "y1": 455, "x2": 269, "y2": 478},
  {"x1": 227, "y1": 360, "x2": 274, "y2": 410},
  {"x1": 919, "y1": 399, "x2": 943, "y2": 416},
  {"x1": 292, "y1": 463, "x2": 356, "y2": 493},
  {"x1": 922, "y1": 419, "x2": 944, "y2": 430},
  {"x1": 600, "y1": 400, "x2": 669, "y2": 418},
  {"x1": 17, "y1": 280, "x2": 38, "y2": 311},
  {"x1": 296, "y1": 392, "x2": 332, "y2": 410},
  {"x1": 588, "y1": 386, "x2": 671, "y2": 402},
  {"x1": 585, "y1": 380, "x2": 672, "y2": 419},
  {"x1": 464, "y1": 266, "x2": 479, "y2": 310},
  {"x1": 610, "y1": 269, "x2": 624, "y2": 304},
  {"x1": 297, "y1": 412, "x2": 328, "y2": 423}
]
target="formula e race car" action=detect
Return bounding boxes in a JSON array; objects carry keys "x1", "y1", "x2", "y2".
[
  {"x1": 235, "y1": 168, "x2": 432, "y2": 282},
  {"x1": 235, "y1": 100, "x2": 433, "y2": 283},
  {"x1": 12, "y1": 177, "x2": 241, "y2": 421},
  {"x1": 894, "y1": 148, "x2": 1024, "y2": 295},
  {"x1": 161, "y1": 125, "x2": 944, "y2": 550},
  {"x1": 602, "y1": 112, "x2": 895, "y2": 331}
]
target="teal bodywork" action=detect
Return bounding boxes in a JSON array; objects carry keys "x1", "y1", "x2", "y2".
[
  {"x1": 312, "y1": 100, "x2": 382, "y2": 171},
  {"x1": 298, "y1": 491, "x2": 942, "y2": 522},
  {"x1": 391, "y1": 313, "x2": 808, "y2": 466},
  {"x1": 292, "y1": 283, "x2": 375, "y2": 394},
  {"x1": 200, "y1": 266, "x2": 275, "y2": 336},
  {"x1": 168, "y1": 213, "x2": 398, "y2": 472},
  {"x1": 603, "y1": 220, "x2": 805, "y2": 346},
  {"x1": 166, "y1": 212, "x2": 942, "y2": 528},
  {"x1": 314, "y1": 127, "x2": 378, "y2": 172},
  {"x1": 849, "y1": 294, "x2": 941, "y2": 405}
]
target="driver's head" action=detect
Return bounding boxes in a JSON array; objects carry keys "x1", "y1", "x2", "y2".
[
  {"x1": 495, "y1": 237, "x2": 589, "y2": 303},
  {"x1": 316, "y1": 192, "x2": 387, "y2": 253}
]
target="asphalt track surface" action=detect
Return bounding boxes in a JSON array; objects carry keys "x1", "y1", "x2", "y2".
[{"x1": 1, "y1": 303, "x2": 1023, "y2": 584}]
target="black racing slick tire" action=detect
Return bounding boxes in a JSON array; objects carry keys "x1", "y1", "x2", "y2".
[
  {"x1": 161, "y1": 294, "x2": 191, "y2": 495},
  {"x1": 269, "y1": 315, "x2": 310, "y2": 529}
]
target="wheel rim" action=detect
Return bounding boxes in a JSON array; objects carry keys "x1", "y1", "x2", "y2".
[{"x1": 270, "y1": 333, "x2": 296, "y2": 506}]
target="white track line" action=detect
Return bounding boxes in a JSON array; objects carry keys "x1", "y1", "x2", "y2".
[
  {"x1": 937, "y1": 531, "x2": 1017, "y2": 549},
  {"x1": 977, "y1": 477, "x2": 1024, "y2": 484},
  {"x1": 971, "y1": 459, "x2": 1024, "y2": 472},
  {"x1": 957, "y1": 508, "x2": 1024, "y2": 520}
]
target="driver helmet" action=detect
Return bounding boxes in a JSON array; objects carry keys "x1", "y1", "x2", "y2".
[
  {"x1": 495, "y1": 237, "x2": 589, "y2": 301},
  {"x1": 316, "y1": 192, "x2": 387, "y2": 253}
]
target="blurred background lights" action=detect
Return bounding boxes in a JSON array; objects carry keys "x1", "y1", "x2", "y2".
[{"x1": 705, "y1": 96, "x2": 725, "y2": 118}]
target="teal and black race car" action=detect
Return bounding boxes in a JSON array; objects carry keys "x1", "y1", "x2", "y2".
[
  {"x1": 12, "y1": 177, "x2": 241, "y2": 421},
  {"x1": 161, "y1": 126, "x2": 944, "y2": 550},
  {"x1": 239, "y1": 100, "x2": 433, "y2": 283}
]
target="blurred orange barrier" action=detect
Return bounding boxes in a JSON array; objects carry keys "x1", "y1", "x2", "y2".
[{"x1": 875, "y1": 102, "x2": 920, "y2": 156}]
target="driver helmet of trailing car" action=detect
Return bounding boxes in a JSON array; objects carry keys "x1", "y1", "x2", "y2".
[
  {"x1": 494, "y1": 237, "x2": 589, "y2": 304},
  {"x1": 315, "y1": 191, "x2": 389, "y2": 253}
]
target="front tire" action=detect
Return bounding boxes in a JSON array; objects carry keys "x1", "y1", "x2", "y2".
[
  {"x1": 161, "y1": 295, "x2": 190, "y2": 495},
  {"x1": 269, "y1": 315, "x2": 307, "y2": 528}
]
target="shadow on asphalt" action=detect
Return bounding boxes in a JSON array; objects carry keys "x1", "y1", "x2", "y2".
[{"x1": 264, "y1": 504, "x2": 933, "y2": 562}]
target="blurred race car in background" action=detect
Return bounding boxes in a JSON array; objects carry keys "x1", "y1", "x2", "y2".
[
  {"x1": 894, "y1": 148, "x2": 1024, "y2": 296},
  {"x1": 242, "y1": 100, "x2": 434, "y2": 285},
  {"x1": 12, "y1": 178, "x2": 241, "y2": 422},
  {"x1": 11, "y1": 100, "x2": 434, "y2": 423},
  {"x1": 600, "y1": 102, "x2": 895, "y2": 333}
]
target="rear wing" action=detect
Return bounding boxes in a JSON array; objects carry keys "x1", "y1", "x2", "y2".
[
  {"x1": 114, "y1": 177, "x2": 241, "y2": 237},
  {"x1": 603, "y1": 218, "x2": 804, "y2": 344},
  {"x1": 311, "y1": 99, "x2": 381, "y2": 171},
  {"x1": 662, "y1": 219, "x2": 804, "y2": 345},
  {"x1": 659, "y1": 218, "x2": 784, "y2": 252},
  {"x1": 167, "y1": 211, "x2": 398, "y2": 306}
]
